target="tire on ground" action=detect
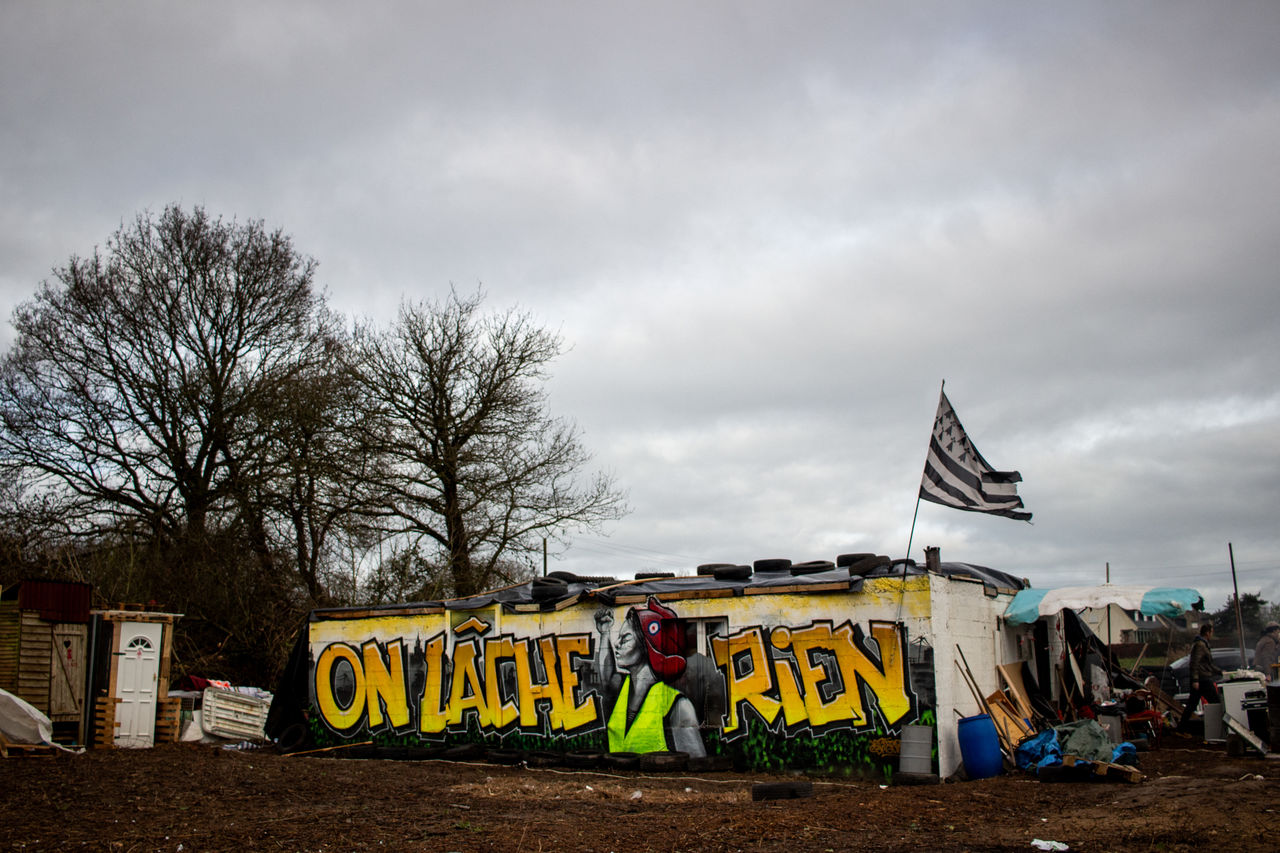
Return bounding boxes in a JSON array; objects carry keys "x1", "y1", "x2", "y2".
[
  {"x1": 275, "y1": 723, "x2": 309, "y2": 754},
  {"x1": 750, "y1": 781, "x2": 813, "y2": 801},
  {"x1": 638, "y1": 751, "x2": 689, "y2": 772}
]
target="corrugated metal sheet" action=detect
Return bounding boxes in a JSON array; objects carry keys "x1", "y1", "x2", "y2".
[{"x1": 16, "y1": 580, "x2": 92, "y2": 624}]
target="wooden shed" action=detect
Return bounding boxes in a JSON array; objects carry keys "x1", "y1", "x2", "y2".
[{"x1": 0, "y1": 580, "x2": 93, "y2": 745}]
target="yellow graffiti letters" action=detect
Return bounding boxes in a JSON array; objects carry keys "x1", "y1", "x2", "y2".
[
  {"x1": 482, "y1": 636, "x2": 519, "y2": 729},
  {"x1": 712, "y1": 620, "x2": 913, "y2": 735},
  {"x1": 711, "y1": 627, "x2": 781, "y2": 734},
  {"x1": 552, "y1": 635, "x2": 596, "y2": 731},
  {"x1": 418, "y1": 634, "x2": 447, "y2": 734},
  {"x1": 832, "y1": 621, "x2": 912, "y2": 725},
  {"x1": 314, "y1": 643, "x2": 366, "y2": 731},
  {"x1": 362, "y1": 638, "x2": 410, "y2": 730},
  {"x1": 445, "y1": 639, "x2": 488, "y2": 727}
]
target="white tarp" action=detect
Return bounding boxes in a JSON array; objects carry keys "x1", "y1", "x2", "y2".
[
  {"x1": 0, "y1": 686, "x2": 55, "y2": 746},
  {"x1": 1004, "y1": 585, "x2": 1203, "y2": 625}
]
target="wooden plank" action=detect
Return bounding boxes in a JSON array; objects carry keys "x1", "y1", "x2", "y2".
[
  {"x1": 1223, "y1": 713, "x2": 1269, "y2": 756},
  {"x1": 1062, "y1": 753, "x2": 1144, "y2": 783},
  {"x1": 320, "y1": 605, "x2": 445, "y2": 620},
  {"x1": 744, "y1": 581, "x2": 850, "y2": 596},
  {"x1": 984, "y1": 690, "x2": 1033, "y2": 754},
  {"x1": 996, "y1": 663, "x2": 1036, "y2": 722},
  {"x1": 640, "y1": 588, "x2": 737, "y2": 602},
  {"x1": 1141, "y1": 677, "x2": 1184, "y2": 717},
  {"x1": 611, "y1": 588, "x2": 739, "y2": 604},
  {"x1": 0, "y1": 732, "x2": 56, "y2": 759}
]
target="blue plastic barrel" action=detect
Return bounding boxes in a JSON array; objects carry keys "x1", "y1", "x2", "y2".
[{"x1": 957, "y1": 713, "x2": 1002, "y2": 779}]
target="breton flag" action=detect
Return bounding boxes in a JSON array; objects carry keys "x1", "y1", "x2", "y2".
[{"x1": 919, "y1": 389, "x2": 1031, "y2": 521}]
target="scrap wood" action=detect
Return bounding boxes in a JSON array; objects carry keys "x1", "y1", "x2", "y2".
[
  {"x1": 285, "y1": 739, "x2": 373, "y2": 758},
  {"x1": 955, "y1": 646, "x2": 1014, "y2": 761},
  {"x1": 1128, "y1": 644, "x2": 1149, "y2": 676},
  {"x1": 996, "y1": 663, "x2": 1036, "y2": 723},
  {"x1": 0, "y1": 733, "x2": 56, "y2": 759},
  {"x1": 1062, "y1": 753, "x2": 1144, "y2": 783},
  {"x1": 1141, "y1": 677, "x2": 1184, "y2": 717},
  {"x1": 985, "y1": 690, "x2": 1034, "y2": 755},
  {"x1": 954, "y1": 647, "x2": 989, "y2": 713}
]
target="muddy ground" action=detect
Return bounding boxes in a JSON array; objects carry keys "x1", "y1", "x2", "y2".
[{"x1": 2, "y1": 738, "x2": 1278, "y2": 852}]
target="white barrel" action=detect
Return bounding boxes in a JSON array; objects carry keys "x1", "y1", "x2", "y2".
[{"x1": 899, "y1": 724, "x2": 933, "y2": 774}]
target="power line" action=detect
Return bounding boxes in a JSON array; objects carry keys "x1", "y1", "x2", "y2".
[{"x1": 561, "y1": 538, "x2": 695, "y2": 569}]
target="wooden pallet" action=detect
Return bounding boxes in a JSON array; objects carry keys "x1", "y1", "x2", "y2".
[
  {"x1": 0, "y1": 733, "x2": 56, "y2": 759},
  {"x1": 1062, "y1": 753, "x2": 1144, "y2": 783},
  {"x1": 92, "y1": 696, "x2": 118, "y2": 748},
  {"x1": 1142, "y1": 677, "x2": 1184, "y2": 717},
  {"x1": 154, "y1": 697, "x2": 182, "y2": 744}
]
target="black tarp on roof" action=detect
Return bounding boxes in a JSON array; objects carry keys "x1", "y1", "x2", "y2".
[{"x1": 306, "y1": 559, "x2": 1027, "y2": 618}]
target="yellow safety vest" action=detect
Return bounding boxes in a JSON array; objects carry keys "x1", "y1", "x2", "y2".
[{"x1": 607, "y1": 676, "x2": 679, "y2": 753}]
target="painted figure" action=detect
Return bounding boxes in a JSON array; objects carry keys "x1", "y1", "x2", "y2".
[{"x1": 594, "y1": 597, "x2": 706, "y2": 756}]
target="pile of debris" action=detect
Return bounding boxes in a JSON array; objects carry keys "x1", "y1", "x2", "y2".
[{"x1": 955, "y1": 644, "x2": 1274, "y2": 785}]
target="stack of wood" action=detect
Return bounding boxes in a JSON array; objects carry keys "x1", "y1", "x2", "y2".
[{"x1": 955, "y1": 647, "x2": 1038, "y2": 759}]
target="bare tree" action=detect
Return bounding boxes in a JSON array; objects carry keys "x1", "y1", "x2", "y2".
[
  {"x1": 0, "y1": 205, "x2": 351, "y2": 602},
  {"x1": 356, "y1": 289, "x2": 627, "y2": 597}
]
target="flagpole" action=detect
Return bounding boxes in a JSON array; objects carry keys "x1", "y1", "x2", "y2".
[
  {"x1": 904, "y1": 496, "x2": 922, "y2": 564},
  {"x1": 898, "y1": 381, "x2": 944, "y2": 626},
  {"x1": 904, "y1": 379, "x2": 945, "y2": 562}
]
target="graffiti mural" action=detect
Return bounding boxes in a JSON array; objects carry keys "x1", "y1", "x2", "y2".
[
  {"x1": 594, "y1": 598, "x2": 706, "y2": 756},
  {"x1": 712, "y1": 619, "x2": 914, "y2": 737},
  {"x1": 301, "y1": 593, "x2": 931, "y2": 773}
]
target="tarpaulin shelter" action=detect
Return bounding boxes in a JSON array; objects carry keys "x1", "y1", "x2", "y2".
[
  {"x1": 1003, "y1": 584, "x2": 1204, "y2": 711},
  {"x1": 1004, "y1": 585, "x2": 1203, "y2": 625}
]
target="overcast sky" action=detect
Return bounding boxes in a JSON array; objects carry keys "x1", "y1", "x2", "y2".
[{"x1": 3, "y1": 2, "x2": 1277, "y2": 612}]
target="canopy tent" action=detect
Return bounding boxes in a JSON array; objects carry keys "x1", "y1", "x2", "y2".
[{"x1": 1003, "y1": 585, "x2": 1203, "y2": 626}]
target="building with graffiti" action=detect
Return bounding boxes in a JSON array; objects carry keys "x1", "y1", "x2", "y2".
[{"x1": 267, "y1": 557, "x2": 1028, "y2": 778}]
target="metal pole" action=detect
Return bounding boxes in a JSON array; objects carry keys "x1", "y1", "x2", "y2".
[
  {"x1": 1229, "y1": 542, "x2": 1247, "y2": 667},
  {"x1": 1105, "y1": 562, "x2": 1113, "y2": 694},
  {"x1": 904, "y1": 496, "x2": 922, "y2": 563},
  {"x1": 904, "y1": 379, "x2": 944, "y2": 561}
]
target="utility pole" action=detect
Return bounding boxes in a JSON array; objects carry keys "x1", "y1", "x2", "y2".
[
  {"x1": 1105, "y1": 562, "x2": 1113, "y2": 694},
  {"x1": 1229, "y1": 542, "x2": 1247, "y2": 667}
]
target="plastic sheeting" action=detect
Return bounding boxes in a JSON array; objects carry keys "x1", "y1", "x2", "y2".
[
  {"x1": 1003, "y1": 585, "x2": 1203, "y2": 625},
  {"x1": 307, "y1": 560, "x2": 1028, "y2": 617},
  {"x1": 0, "y1": 687, "x2": 56, "y2": 747}
]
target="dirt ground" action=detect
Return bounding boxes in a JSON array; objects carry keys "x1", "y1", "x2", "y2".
[{"x1": 2, "y1": 738, "x2": 1278, "y2": 853}]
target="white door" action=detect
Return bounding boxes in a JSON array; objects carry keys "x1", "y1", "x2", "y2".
[{"x1": 114, "y1": 622, "x2": 163, "y2": 748}]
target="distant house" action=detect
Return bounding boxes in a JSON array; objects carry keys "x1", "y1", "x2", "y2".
[
  {"x1": 1077, "y1": 604, "x2": 1139, "y2": 644},
  {"x1": 1077, "y1": 605, "x2": 1183, "y2": 644}
]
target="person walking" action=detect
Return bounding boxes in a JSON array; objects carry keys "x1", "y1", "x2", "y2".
[{"x1": 1177, "y1": 623, "x2": 1224, "y2": 733}]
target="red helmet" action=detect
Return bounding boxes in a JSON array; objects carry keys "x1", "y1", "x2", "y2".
[{"x1": 630, "y1": 596, "x2": 685, "y2": 681}]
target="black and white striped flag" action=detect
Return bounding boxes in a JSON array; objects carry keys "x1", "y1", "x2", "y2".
[{"x1": 919, "y1": 390, "x2": 1031, "y2": 521}]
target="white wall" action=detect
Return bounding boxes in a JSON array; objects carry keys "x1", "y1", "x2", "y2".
[{"x1": 926, "y1": 575, "x2": 1023, "y2": 777}]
